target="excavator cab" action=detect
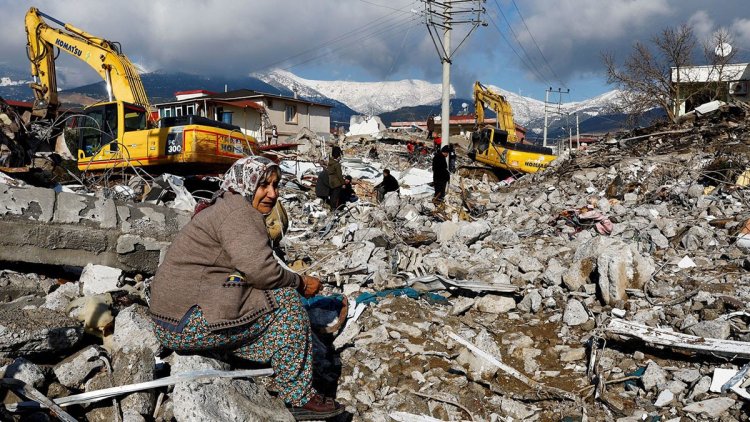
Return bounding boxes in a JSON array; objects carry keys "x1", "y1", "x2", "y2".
[{"x1": 76, "y1": 101, "x2": 148, "y2": 162}]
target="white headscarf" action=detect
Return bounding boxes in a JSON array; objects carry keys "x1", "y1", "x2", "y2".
[{"x1": 220, "y1": 156, "x2": 279, "y2": 200}]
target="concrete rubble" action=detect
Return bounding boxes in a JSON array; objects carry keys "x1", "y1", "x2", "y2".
[{"x1": 1, "y1": 101, "x2": 750, "y2": 421}]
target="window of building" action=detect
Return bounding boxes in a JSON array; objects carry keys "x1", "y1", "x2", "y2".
[
  {"x1": 186, "y1": 104, "x2": 195, "y2": 115},
  {"x1": 175, "y1": 106, "x2": 183, "y2": 117},
  {"x1": 161, "y1": 108, "x2": 172, "y2": 118},
  {"x1": 285, "y1": 105, "x2": 297, "y2": 123}
]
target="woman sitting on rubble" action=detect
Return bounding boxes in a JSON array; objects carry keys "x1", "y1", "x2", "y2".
[{"x1": 149, "y1": 156, "x2": 344, "y2": 420}]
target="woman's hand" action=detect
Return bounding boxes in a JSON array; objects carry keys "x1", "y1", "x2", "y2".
[{"x1": 298, "y1": 275, "x2": 321, "y2": 298}]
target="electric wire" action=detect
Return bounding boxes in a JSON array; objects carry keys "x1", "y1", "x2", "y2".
[
  {"x1": 491, "y1": 0, "x2": 552, "y2": 86},
  {"x1": 485, "y1": 13, "x2": 549, "y2": 85},
  {"x1": 510, "y1": 0, "x2": 567, "y2": 89},
  {"x1": 248, "y1": 1, "x2": 419, "y2": 74},
  {"x1": 280, "y1": 16, "x2": 422, "y2": 72}
]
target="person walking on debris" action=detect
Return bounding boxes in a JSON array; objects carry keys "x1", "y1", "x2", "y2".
[
  {"x1": 149, "y1": 156, "x2": 345, "y2": 420},
  {"x1": 327, "y1": 146, "x2": 345, "y2": 210},
  {"x1": 426, "y1": 114, "x2": 435, "y2": 140},
  {"x1": 432, "y1": 146, "x2": 450, "y2": 203},
  {"x1": 315, "y1": 167, "x2": 330, "y2": 205},
  {"x1": 446, "y1": 143, "x2": 457, "y2": 173},
  {"x1": 375, "y1": 168, "x2": 399, "y2": 202},
  {"x1": 368, "y1": 145, "x2": 379, "y2": 160},
  {"x1": 341, "y1": 175, "x2": 358, "y2": 203},
  {"x1": 271, "y1": 125, "x2": 278, "y2": 144}
]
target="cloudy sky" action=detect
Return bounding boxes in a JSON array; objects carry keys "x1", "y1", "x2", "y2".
[{"x1": 3, "y1": 0, "x2": 748, "y2": 101}]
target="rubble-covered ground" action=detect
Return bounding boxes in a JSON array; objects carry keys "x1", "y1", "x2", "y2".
[{"x1": 2, "y1": 103, "x2": 750, "y2": 421}]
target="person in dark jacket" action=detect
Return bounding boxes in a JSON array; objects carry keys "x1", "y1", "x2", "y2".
[
  {"x1": 341, "y1": 175, "x2": 358, "y2": 203},
  {"x1": 446, "y1": 143, "x2": 457, "y2": 173},
  {"x1": 375, "y1": 168, "x2": 399, "y2": 202},
  {"x1": 327, "y1": 146, "x2": 345, "y2": 210},
  {"x1": 315, "y1": 168, "x2": 330, "y2": 204},
  {"x1": 432, "y1": 146, "x2": 450, "y2": 203},
  {"x1": 426, "y1": 114, "x2": 435, "y2": 140},
  {"x1": 149, "y1": 156, "x2": 344, "y2": 420}
]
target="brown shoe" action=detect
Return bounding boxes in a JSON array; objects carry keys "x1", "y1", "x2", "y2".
[{"x1": 288, "y1": 393, "x2": 344, "y2": 421}]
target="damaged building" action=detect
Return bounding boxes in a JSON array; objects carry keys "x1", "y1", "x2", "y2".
[{"x1": 1, "y1": 97, "x2": 750, "y2": 421}]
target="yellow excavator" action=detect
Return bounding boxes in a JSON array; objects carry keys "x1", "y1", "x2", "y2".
[
  {"x1": 469, "y1": 81, "x2": 556, "y2": 174},
  {"x1": 25, "y1": 7, "x2": 258, "y2": 173}
]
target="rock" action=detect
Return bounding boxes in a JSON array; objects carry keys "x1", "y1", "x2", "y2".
[
  {"x1": 674, "y1": 368, "x2": 701, "y2": 384},
  {"x1": 597, "y1": 241, "x2": 634, "y2": 305},
  {"x1": 541, "y1": 259, "x2": 565, "y2": 286},
  {"x1": 562, "y1": 258, "x2": 594, "y2": 292},
  {"x1": 80, "y1": 264, "x2": 122, "y2": 296},
  {"x1": 450, "y1": 297, "x2": 475, "y2": 316},
  {"x1": 1, "y1": 357, "x2": 46, "y2": 388},
  {"x1": 53, "y1": 346, "x2": 104, "y2": 388},
  {"x1": 0, "y1": 308, "x2": 83, "y2": 358},
  {"x1": 170, "y1": 354, "x2": 293, "y2": 421},
  {"x1": 500, "y1": 397, "x2": 535, "y2": 420},
  {"x1": 687, "y1": 319, "x2": 731, "y2": 340},
  {"x1": 683, "y1": 397, "x2": 736, "y2": 419},
  {"x1": 517, "y1": 290, "x2": 542, "y2": 313},
  {"x1": 475, "y1": 295, "x2": 516, "y2": 314},
  {"x1": 111, "y1": 304, "x2": 162, "y2": 355},
  {"x1": 113, "y1": 346, "x2": 155, "y2": 416},
  {"x1": 517, "y1": 256, "x2": 543, "y2": 273},
  {"x1": 435, "y1": 221, "x2": 460, "y2": 243},
  {"x1": 489, "y1": 226, "x2": 519, "y2": 245},
  {"x1": 562, "y1": 299, "x2": 588, "y2": 326},
  {"x1": 455, "y1": 221, "x2": 492, "y2": 245},
  {"x1": 41, "y1": 282, "x2": 80, "y2": 312},
  {"x1": 654, "y1": 389, "x2": 674, "y2": 407},
  {"x1": 689, "y1": 376, "x2": 712, "y2": 400},
  {"x1": 559, "y1": 347, "x2": 586, "y2": 362},
  {"x1": 641, "y1": 361, "x2": 667, "y2": 392}
]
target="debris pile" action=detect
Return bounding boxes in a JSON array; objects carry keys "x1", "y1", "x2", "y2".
[{"x1": 2, "y1": 102, "x2": 750, "y2": 421}]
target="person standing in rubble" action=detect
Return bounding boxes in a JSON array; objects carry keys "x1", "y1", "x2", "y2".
[
  {"x1": 327, "y1": 146, "x2": 345, "y2": 210},
  {"x1": 271, "y1": 125, "x2": 279, "y2": 145},
  {"x1": 426, "y1": 114, "x2": 435, "y2": 140},
  {"x1": 446, "y1": 143, "x2": 457, "y2": 173},
  {"x1": 375, "y1": 168, "x2": 399, "y2": 202},
  {"x1": 432, "y1": 145, "x2": 450, "y2": 203},
  {"x1": 149, "y1": 156, "x2": 344, "y2": 420}
]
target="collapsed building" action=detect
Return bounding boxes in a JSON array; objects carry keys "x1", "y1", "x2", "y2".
[{"x1": 1, "y1": 101, "x2": 750, "y2": 421}]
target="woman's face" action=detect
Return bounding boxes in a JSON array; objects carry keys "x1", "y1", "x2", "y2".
[{"x1": 252, "y1": 172, "x2": 279, "y2": 214}]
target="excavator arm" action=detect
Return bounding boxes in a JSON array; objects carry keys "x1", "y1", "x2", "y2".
[
  {"x1": 473, "y1": 81, "x2": 517, "y2": 143},
  {"x1": 25, "y1": 7, "x2": 151, "y2": 118}
]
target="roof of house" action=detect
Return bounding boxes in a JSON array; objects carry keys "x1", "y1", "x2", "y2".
[{"x1": 155, "y1": 89, "x2": 332, "y2": 108}]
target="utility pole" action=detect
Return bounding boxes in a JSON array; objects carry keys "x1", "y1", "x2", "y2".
[
  {"x1": 423, "y1": 0, "x2": 485, "y2": 143},
  {"x1": 543, "y1": 87, "x2": 569, "y2": 149}
]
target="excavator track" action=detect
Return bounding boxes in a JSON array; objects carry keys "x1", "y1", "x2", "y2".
[{"x1": 457, "y1": 165, "x2": 515, "y2": 183}]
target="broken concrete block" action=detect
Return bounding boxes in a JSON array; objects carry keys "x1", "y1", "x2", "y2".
[
  {"x1": 562, "y1": 299, "x2": 588, "y2": 326},
  {"x1": 113, "y1": 346, "x2": 155, "y2": 416},
  {"x1": 562, "y1": 258, "x2": 594, "y2": 292},
  {"x1": 53, "y1": 346, "x2": 104, "y2": 388},
  {"x1": 111, "y1": 304, "x2": 162, "y2": 355},
  {"x1": 1, "y1": 357, "x2": 46, "y2": 388},
  {"x1": 641, "y1": 361, "x2": 667, "y2": 392},
  {"x1": 0, "y1": 186, "x2": 55, "y2": 222},
  {"x1": 517, "y1": 289, "x2": 542, "y2": 313},
  {"x1": 559, "y1": 347, "x2": 586, "y2": 362},
  {"x1": 654, "y1": 389, "x2": 674, "y2": 407},
  {"x1": 455, "y1": 221, "x2": 491, "y2": 245},
  {"x1": 80, "y1": 264, "x2": 122, "y2": 296},
  {"x1": 597, "y1": 242, "x2": 633, "y2": 305},
  {"x1": 683, "y1": 397, "x2": 735, "y2": 419},
  {"x1": 450, "y1": 297, "x2": 475, "y2": 316},
  {"x1": 41, "y1": 282, "x2": 80, "y2": 312},
  {"x1": 517, "y1": 256, "x2": 543, "y2": 273},
  {"x1": 475, "y1": 295, "x2": 516, "y2": 314},
  {"x1": 499, "y1": 397, "x2": 536, "y2": 420},
  {"x1": 52, "y1": 191, "x2": 87, "y2": 224},
  {"x1": 674, "y1": 368, "x2": 701, "y2": 384},
  {"x1": 489, "y1": 226, "x2": 519, "y2": 245},
  {"x1": 0, "y1": 308, "x2": 83, "y2": 358},
  {"x1": 170, "y1": 354, "x2": 293, "y2": 422},
  {"x1": 541, "y1": 258, "x2": 565, "y2": 286},
  {"x1": 687, "y1": 319, "x2": 731, "y2": 340}
]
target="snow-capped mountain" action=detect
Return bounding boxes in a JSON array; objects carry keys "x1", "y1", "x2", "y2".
[{"x1": 256, "y1": 69, "x2": 453, "y2": 115}]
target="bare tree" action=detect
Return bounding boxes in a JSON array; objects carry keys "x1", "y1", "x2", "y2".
[
  {"x1": 701, "y1": 28, "x2": 739, "y2": 101},
  {"x1": 603, "y1": 24, "x2": 696, "y2": 123}
]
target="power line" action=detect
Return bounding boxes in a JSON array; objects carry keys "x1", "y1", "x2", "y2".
[
  {"x1": 248, "y1": 2, "x2": 419, "y2": 74},
  {"x1": 280, "y1": 16, "x2": 421, "y2": 72},
  {"x1": 485, "y1": 13, "x2": 549, "y2": 85},
  {"x1": 492, "y1": 0, "x2": 552, "y2": 86},
  {"x1": 510, "y1": 0, "x2": 566, "y2": 89}
]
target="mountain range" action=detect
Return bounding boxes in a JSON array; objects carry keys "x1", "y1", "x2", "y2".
[{"x1": 0, "y1": 66, "x2": 663, "y2": 141}]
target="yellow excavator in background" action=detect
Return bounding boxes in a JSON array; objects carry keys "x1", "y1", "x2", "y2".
[
  {"x1": 25, "y1": 7, "x2": 258, "y2": 173},
  {"x1": 469, "y1": 81, "x2": 556, "y2": 174}
]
